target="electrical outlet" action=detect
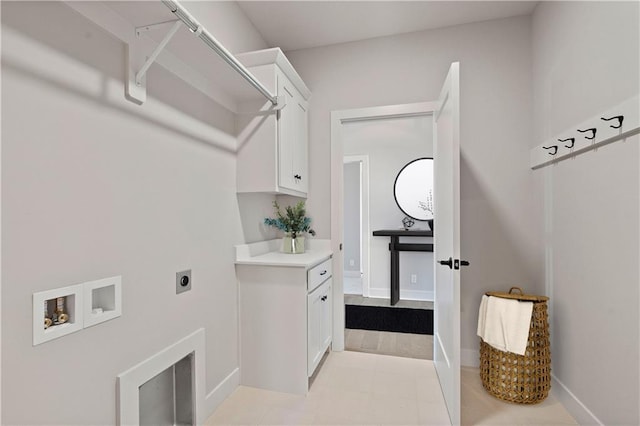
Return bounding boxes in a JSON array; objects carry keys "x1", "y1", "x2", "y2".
[
  {"x1": 411, "y1": 274, "x2": 417, "y2": 284},
  {"x1": 176, "y1": 270, "x2": 191, "y2": 294},
  {"x1": 349, "y1": 259, "x2": 355, "y2": 267}
]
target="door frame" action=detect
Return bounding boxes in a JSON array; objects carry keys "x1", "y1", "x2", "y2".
[
  {"x1": 330, "y1": 102, "x2": 437, "y2": 351},
  {"x1": 343, "y1": 155, "x2": 369, "y2": 297}
]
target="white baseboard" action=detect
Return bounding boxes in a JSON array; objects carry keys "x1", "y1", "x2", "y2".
[
  {"x1": 461, "y1": 349, "x2": 479, "y2": 367},
  {"x1": 368, "y1": 288, "x2": 433, "y2": 301},
  {"x1": 365, "y1": 288, "x2": 387, "y2": 299},
  {"x1": 343, "y1": 273, "x2": 363, "y2": 295},
  {"x1": 402, "y1": 290, "x2": 433, "y2": 301},
  {"x1": 204, "y1": 367, "x2": 240, "y2": 420},
  {"x1": 551, "y1": 374, "x2": 603, "y2": 425}
]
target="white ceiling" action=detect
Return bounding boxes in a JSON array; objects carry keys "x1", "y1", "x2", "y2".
[{"x1": 237, "y1": 1, "x2": 538, "y2": 52}]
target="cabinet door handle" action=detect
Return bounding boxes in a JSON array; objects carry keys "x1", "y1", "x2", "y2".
[
  {"x1": 321, "y1": 295, "x2": 327, "y2": 301},
  {"x1": 319, "y1": 270, "x2": 327, "y2": 276},
  {"x1": 294, "y1": 174, "x2": 301, "y2": 180}
]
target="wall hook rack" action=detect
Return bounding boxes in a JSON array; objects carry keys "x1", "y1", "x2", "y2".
[
  {"x1": 558, "y1": 137, "x2": 575, "y2": 149},
  {"x1": 531, "y1": 95, "x2": 639, "y2": 169},
  {"x1": 577, "y1": 128, "x2": 597, "y2": 140},
  {"x1": 601, "y1": 115, "x2": 624, "y2": 129}
]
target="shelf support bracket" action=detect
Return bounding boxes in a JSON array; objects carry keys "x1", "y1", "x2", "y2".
[
  {"x1": 237, "y1": 95, "x2": 287, "y2": 116},
  {"x1": 126, "y1": 20, "x2": 182, "y2": 105}
]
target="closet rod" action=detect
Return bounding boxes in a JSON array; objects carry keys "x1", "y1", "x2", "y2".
[{"x1": 161, "y1": 0, "x2": 278, "y2": 106}]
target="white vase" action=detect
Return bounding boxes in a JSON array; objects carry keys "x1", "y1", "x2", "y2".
[{"x1": 282, "y1": 234, "x2": 305, "y2": 254}]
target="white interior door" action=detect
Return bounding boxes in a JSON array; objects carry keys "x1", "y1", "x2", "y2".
[{"x1": 433, "y1": 62, "x2": 461, "y2": 426}]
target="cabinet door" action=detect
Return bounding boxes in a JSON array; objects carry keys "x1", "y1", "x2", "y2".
[
  {"x1": 277, "y1": 77, "x2": 297, "y2": 192},
  {"x1": 307, "y1": 283, "x2": 323, "y2": 377},
  {"x1": 293, "y1": 96, "x2": 309, "y2": 194},
  {"x1": 308, "y1": 278, "x2": 332, "y2": 377},
  {"x1": 320, "y1": 279, "x2": 332, "y2": 352}
]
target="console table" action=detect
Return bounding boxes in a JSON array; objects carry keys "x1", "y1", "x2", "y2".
[{"x1": 372, "y1": 229, "x2": 433, "y2": 305}]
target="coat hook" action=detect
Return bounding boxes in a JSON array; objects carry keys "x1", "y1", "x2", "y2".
[
  {"x1": 542, "y1": 145, "x2": 558, "y2": 155},
  {"x1": 558, "y1": 137, "x2": 575, "y2": 149},
  {"x1": 601, "y1": 115, "x2": 624, "y2": 129},
  {"x1": 577, "y1": 128, "x2": 597, "y2": 140}
]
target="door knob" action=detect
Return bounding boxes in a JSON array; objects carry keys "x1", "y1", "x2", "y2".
[
  {"x1": 438, "y1": 257, "x2": 453, "y2": 269},
  {"x1": 454, "y1": 259, "x2": 470, "y2": 270}
]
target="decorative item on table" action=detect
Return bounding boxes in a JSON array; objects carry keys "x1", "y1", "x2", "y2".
[
  {"x1": 402, "y1": 216, "x2": 415, "y2": 230},
  {"x1": 417, "y1": 189, "x2": 434, "y2": 217},
  {"x1": 44, "y1": 300, "x2": 52, "y2": 329},
  {"x1": 264, "y1": 200, "x2": 316, "y2": 254},
  {"x1": 52, "y1": 297, "x2": 69, "y2": 325},
  {"x1": 418, "y1": 191, "x2": 434, "y2": 231}
]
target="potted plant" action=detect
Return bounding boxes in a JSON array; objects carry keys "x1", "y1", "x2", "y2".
[{"x1": 264, "y1": 200, "x2": 316, "y2": 253}]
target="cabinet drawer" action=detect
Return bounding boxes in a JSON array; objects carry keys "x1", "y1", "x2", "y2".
[{"x1": 307, "y1": 258, "x2": 332, "y2": 292}]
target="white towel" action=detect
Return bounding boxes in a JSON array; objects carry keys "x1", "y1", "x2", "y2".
[
  {"x1": 477, "y1": 295, "x2": 533, "y2": 356},
  {"x1": 476, "y1": 295, "x2": 489, "y2": 338}
]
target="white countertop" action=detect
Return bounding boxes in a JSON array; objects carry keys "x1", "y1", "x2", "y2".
[{"x1": 235, "y1": 239, "x2": 332, "y2": 268}]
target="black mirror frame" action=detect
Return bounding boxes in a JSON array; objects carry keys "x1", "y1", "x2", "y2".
[{"x1": 393, "y1": 157, "x2": 434, "y2": 222}]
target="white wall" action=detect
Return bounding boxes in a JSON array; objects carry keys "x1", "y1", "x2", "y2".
[
  {"x1": 343, "y1": 161, "x2": 361, "y2": 273},
  {"x1": 180, "y1": 1, "x2": 268, "y2": 54},
  {"x1": 532, "y1": 2, "x2": 639, "y2": 424},
  {"x1": 1, "y1": 1, "x2": 268, "y2": 423},
  {"x1": 237, "y1": 193, "x2": 279, "y2": 243},
  {"x1": 287, "y1": 15, "x2": 537, "y2": 357},
  {"x1": 342, "y1": 116, "x2": 433, "y2": 300}
]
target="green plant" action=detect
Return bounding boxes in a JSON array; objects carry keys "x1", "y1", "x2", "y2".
[{"x1": 264, "y1": 200, "x2": 316, "y2": 239}]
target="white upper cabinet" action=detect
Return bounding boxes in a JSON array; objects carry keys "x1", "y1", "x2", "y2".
[{"x1": 236, "y1": 48, "x2": 311, "y2": 198}]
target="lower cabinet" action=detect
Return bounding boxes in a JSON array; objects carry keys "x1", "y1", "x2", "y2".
[
  {"x1": 307, "y1": 278, "x2": 332, "y2": 377},
  {"x1": 236, "y1": 256, "x2": 333, "y2": 395}
]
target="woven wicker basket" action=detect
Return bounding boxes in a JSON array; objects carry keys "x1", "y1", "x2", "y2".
[{"x1": 479, "y1": 287, "x2": 551, "y2": 404}]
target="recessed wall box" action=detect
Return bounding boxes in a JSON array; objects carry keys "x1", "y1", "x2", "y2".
[
  {"x1": 83, "y1": 276, "x2": 122, "y2": 328},
  {"x1": 33, "y1": 284, "x2": 83, "y2": 346}
]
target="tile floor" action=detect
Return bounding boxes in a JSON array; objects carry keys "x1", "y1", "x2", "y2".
[
  {"x1": 345, "y1": 328, "x2": 433, "y2": 360},
  {"x1": 205, "y1": 350, "x2": 577, "y2": 425},
  {"x1": 345, "y1": 294, "x2": 434, "y2": 310}
]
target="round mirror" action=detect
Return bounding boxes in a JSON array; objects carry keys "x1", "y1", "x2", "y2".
[{"x1": 393, "y1": 157, "x2": 434, "y2": 221}]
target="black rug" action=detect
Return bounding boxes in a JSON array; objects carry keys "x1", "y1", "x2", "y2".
[{"x1": 345, "y1": 305, "x2": 433, "y2": 335}]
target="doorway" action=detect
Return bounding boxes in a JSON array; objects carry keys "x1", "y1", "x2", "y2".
[
  {"x1": 342, "y1": 155, "x2": 370, "y2": 297},
  {"x1": 332, "y1": 103, "x2": 437, "y2": 360}
]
